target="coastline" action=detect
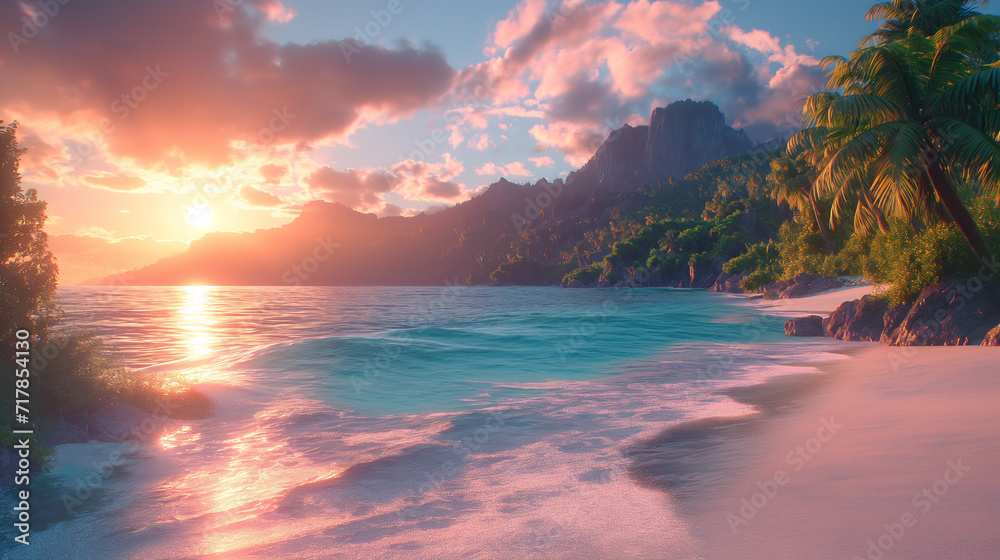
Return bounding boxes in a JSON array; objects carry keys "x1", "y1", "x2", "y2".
[{"x1": 640, "y1": 286, "x2": 1000, "y2": 559}]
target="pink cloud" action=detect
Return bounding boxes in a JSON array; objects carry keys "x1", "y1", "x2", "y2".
[
  {"x1": 529, "y1": 156, "x2": 554, "y2": 167},
  {"x1": 469, "y1": 133, "x2": 494, "y2": 151},
  {"x1": 237, "y1": 185, "x2": 285, "y2": 208},
  {"x1": 475, "y1": 161, "x2": 532, "y2": 177},
  {"x1": 462, "y1": 0, "x2": 823, "y2": 160},
  {"x1": 259, "y1": 164, "x2": 288, "y2": 183},
  {"x1": 306, "y1": 152, "x2": 466, "y2": 209},
  {"x1": 82, "y1": 174, "x2": 149, "y2": 192},
  {"x1": 0, "y1": 0, "x2": 455, "y2": 169},
  {"x1": 305, "y1": 166, "x2": 395, "y2": 210},
  {"x1": 724, "y1": 27, "x2": 782, "y2": 54},
  {"x1": 491, "y1": 0, "x2": 550, "y2": 51}
]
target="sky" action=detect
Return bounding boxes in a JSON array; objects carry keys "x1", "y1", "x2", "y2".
[{"x1": 2, "y1": 0, "x2": 996, "y2": 284}]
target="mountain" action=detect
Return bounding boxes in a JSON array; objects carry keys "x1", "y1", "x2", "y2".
[{"x1": 85, "y1": 100, "x2": 760, "y2": 286}]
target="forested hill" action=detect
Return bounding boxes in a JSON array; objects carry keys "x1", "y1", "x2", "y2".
[{"x1": 85, "y1": 99, "x2": 778, "y2": 286}]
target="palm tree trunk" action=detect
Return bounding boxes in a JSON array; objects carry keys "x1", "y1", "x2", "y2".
[
  {"x1": 924, "y1": 158, "x2": 995, "y2": 266},
  {"x1": 808, "y1": 192, "x2": 836, "y2": 254}
]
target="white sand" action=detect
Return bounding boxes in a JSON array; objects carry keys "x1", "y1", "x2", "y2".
[
  {"x1": 742, "y1": 284, "x2": 876, "y2": 316},
  {"x1": 691, "y1": 287, "x2": 1000, "y2": 559}
]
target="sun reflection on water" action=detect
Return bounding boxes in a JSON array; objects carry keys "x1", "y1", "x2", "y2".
[{"x1": 179, "y1": 285, "x2": 218, "y2": 358}]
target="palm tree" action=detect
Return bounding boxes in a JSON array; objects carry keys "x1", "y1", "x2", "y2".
[
  {"x1": 787, "y1": 123, "x2": 893, "y2": 235},
  {"x1": 767, "y1": 156, "x2": 837, "y2": 253},
  {"x1": 862, "y1": 0, "x2": 989, "y2": 44},
  {"x1": 790, "y1": 14, "x2": 1000, "y2": 265}
]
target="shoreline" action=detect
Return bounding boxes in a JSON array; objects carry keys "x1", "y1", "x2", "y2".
[{"x1": 633, "y1": 286, "x2": 999, "y2": 558}]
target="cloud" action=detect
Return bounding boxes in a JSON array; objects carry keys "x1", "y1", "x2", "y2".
[
  {"x1": 475, "y1": 161, "x2": 532, "y2": 177},
  {"x1": 305, "y1": 166, "x2": 395, "y2": 209},
  {"x1": 724, "y1": 27, "x2": 782, "y2": 55},
  {"x1": 259, "y1": 164, "x2": 288, "y2": 183},
  {"x1": 48, "y1": 232, "x2": 189, "y2": 285},
  {"x1": 305, "y1": 152, "x2": 466, "y2": 209},
  {"x1": 458, "y1": 0, "x2": 824, "y2": 163},
  {"x1": 0, "y1": 0, "x2": 456, "y2": 169},
  {"x1": 83, "y1": 174, "x2": 149, "y2": 192},
  {"x1": 237, "y1": 185, "x2": 284, "y2": 208},
  {"x1": 529, "y1": 156, "x2": 554, "y2": 167},
  {"x1": 390, "y1": 153, "x2": 466, "y2": 201},
  {"x1": 469, "y1": 133, "x2": 494, "y2": 151},
  {"x1": 379, "y1": 202, "x2": 404, "y2": 217},
  {"x1": 529, "y1": 121, "x2": 606, "y2": 166}
]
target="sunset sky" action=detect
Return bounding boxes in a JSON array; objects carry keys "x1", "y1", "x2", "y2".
[{"x1": 4, "y1": 0, "x2": 997, "y2": 284}]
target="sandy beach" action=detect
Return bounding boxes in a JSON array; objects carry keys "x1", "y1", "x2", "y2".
[{"x1": 635, "y1": 287, "x2": 1000, "y2": 559}]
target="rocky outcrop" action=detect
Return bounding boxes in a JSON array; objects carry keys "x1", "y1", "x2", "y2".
[
  {"x1": 825, "y1": 296, "x2": 890, "y2": 341},
  {"x1": 39, "y1": 418, "x2": 90, "y2": 445},
  {"x1": 589, "y1": 124, "x2": 650, "y2": 193},
  {"x1": 759, "y1": 273, "x2": 845, "y2": 299},
  {"x1": 785, "y1": 316, "x2": 825, "y2": 337},
  {"x1": 89, "y1": 402, "x2": 158, "y2": 443},
  {"x1": 880, "y1": 303, "x2": 914, "y2": 344},
  {"x1": 572, "y1": 99, "x2": 753, "y2": 198},
  {"x1": 784, "y1": 278, "x2": 1000, "y2": 346},
  {"x1": 885, "y1": 278, "x2": 1000, "y2": 346},
  {"x1": 642, "y1": 100, "x2": 753, "y2": 185},
  {"x1": 710, "y1": 270, "x2": 750, "y2": 293},
  {"x1": 982, "y1": 324, "x2": 1000, "y2": 346}
]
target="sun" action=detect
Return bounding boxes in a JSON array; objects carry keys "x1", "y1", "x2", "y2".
[{"x1": 185, "y1": 204, "x2": 214, "y2": 228}]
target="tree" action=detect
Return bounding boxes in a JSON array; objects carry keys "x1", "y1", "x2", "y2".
[
  {"x1": 1, "y1": 122, "x2": 58, "y2": 353},
  {"x1": 861, "y1": 0, "x2": 1000, "y2": 64},
  {"x1": 767, "y1": 155, "x2": 837, "y2": 253},
  {"x1": 791, "y1": 12, "x2": 1000, "y2": 265}
]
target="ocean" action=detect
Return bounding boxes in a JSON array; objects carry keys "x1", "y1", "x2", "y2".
[{"x1": 6, "y1": 286, "x2": 846, "y2": 559}]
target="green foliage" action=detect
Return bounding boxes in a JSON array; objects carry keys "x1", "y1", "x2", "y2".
[
  {"x1": 33, "y1": 332, "x2": 161, "y2": 417},
  {"x1": 793, "y1": 5, "x2": 1000, "y2": 263},
  {"x1": 1, "y1": 124, "x2": 162, "y2": 468},
  {"x1": 490, "y1": 257, "x2": 574, "y2": 286},
  {"x1": 606, "y1": 240, "x2": 645, "y2": 265},
  {"x1": 861, "y1": 197, "x2": 1000, "y2": 304},
  {"x1": 775, "y1": 218, "x2": 855, "y2": 279},
  {"x1": 722, "y1": 241, "x2": 783, "y2": 291},
  {"x1": 562, "y1": 262, "x2": 602, "y2": 285}
]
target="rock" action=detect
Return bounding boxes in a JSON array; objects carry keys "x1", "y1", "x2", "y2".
[
  {"x1": 581, "y1": 99, "x2": 754, "y2": 196},
  {"x1": 642, "y1": 100, "x2": 753, "y2": 186},
  {"x1": 689, "y1": 266, "x2": 719, "y2": 290},
  {"x1": 982, "y1": 324, "x2": 1000, "y2": 346},
  {"x1": 759, "y1": 273, "x2": 845, "y2": 299},
  {"x1": 785, "y1": 316, "x2": 825, "y2": 337},
  {"x1": 165, "y1": 389, "x2": 214, "y2": 420},
  {"x1": 825, "y1": 296, "x2": 888, "y2": 341},
  {"x1": 886, "y1": 278, "x2": 1000, "y2": 346},
  {"x1": 880, "y1": 303, "x2": 914, "y2": 344},
  {"x1": 710, "y1": 269, "x2": 750, "y2": 293},
  {"x1": 566, "y1": 280, "x2": 584, "y2": 288},
  {"x1": 40, "y1": 418, "x2": 90, "y2": 445},
  {"x1": 63, "y1": 407, "x2": 90, "y2": 433},
  {"x1": 89, "y1": 402, "x2": 157, "y2": 443}
]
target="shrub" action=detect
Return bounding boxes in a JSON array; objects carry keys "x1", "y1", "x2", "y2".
[
  {"x1": 608, "y1": 240, "x2": 645, "y2": 265},
  {"x1": 858, "y1": 197, "x2": 999, "y2": 305},
  {"x1": 562, "y1": 262, "x2": 603, "y2": 285},
  {"x1": 723, "y1": 241, "x2": 782, "y2": 290}
]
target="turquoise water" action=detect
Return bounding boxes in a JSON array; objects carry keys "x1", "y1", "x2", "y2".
[{"x1": 8, "y1": 286, "x2": 839, "y2": 559}]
